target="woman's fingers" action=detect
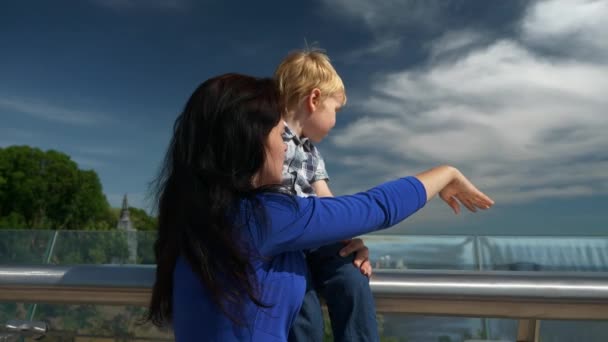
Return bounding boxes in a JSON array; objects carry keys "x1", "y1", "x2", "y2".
[
  {"x1": 481, "y1": 193, "x2": 495, "y2": 207},
  {"x1": 472, "y1": 192, "x2": 494, "y2": 209},
  {"x1": 441, "y1": 175, "x2": 495, "y2": 214},
  {"x1": 456, "y1": 192, "x2": 494, "y2": 212},
  {"x1": 443, "y1": 195, "x2": 460, "y2": 215},
  {"x1": 461, "y1": 197, "x2": 477, "y2": 212}
]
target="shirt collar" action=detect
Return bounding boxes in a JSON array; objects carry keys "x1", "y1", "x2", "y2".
[{"x1": 283, "y1": 121, "x2": 313, "y2": 152}]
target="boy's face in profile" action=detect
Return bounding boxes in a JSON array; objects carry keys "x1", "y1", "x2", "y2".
[{"x1": 302, "y1": 93, "x2": 344, "y2": 143}]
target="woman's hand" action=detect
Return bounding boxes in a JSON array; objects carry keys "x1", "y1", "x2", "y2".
[
  {"x1": 439, "y1": 169, "x2": 494, "y2": 215},
  {"x1": 415, "y1": 165, "x2": 495, "y2": 214}
]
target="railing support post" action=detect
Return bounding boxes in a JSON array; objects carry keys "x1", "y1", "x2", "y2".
[{"x1": 517, "y1": 319, "x2": 540, "y2": 342}]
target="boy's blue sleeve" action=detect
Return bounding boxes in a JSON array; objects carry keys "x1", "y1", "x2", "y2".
[{"x1": 256, "y1": 176, "x2": 427, "y2": 256}]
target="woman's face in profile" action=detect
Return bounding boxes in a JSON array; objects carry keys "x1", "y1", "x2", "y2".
[{"x1": 257, "y1": 120, "x2": 287, "y2": 187}]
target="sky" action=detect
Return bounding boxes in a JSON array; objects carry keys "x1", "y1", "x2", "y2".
[{"x1": 1, "y1": 0, "x2": 607, "y2": 235}]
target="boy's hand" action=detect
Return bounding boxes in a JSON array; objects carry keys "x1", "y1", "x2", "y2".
[{"x1": 339, "y1": 238, "x2": 373, "y2": 277}]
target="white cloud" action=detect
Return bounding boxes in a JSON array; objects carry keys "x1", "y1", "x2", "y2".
[
  {"x1": 522, "y1": 0, "x2": 608, "y2": 58},
  {"x1": 323, "y1": 0, "x2": 447, "y2": 61},
  {"x1": 329, "y1": 0, "x2": 608, "y2": 205},
  {"x1": 0, "y1": 96, "x2": 111, "y2": 126},
  {"x1": 342, "y1": 37, "x2": 402, "y2": 62},
  {"x1": 325, "y1": 0, "x2": 446, "y2": 32},
  {"x1": 428, "y1": 30, "x2": 484, "y2": 60}
]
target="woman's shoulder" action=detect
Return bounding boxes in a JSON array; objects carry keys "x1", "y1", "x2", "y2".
[{"x1": 239, "y1": 192, "x2": 313, "y2": 230}]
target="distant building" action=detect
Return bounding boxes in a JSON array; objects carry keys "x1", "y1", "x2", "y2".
[
  {"x1": 116, "y1": 194, "x2": 137, "y2": 263},
  {"x1": 116, "y1": 194, "x2": 134, "y2": 230}
]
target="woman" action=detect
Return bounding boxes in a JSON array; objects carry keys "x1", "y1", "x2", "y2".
[{"x1": 147, "y1": 73, "x2": 494, "y2": 341}]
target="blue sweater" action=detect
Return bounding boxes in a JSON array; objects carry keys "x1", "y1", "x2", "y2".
[{"x1": 172, "y1": 176, "x2": 427, "y2": 341}]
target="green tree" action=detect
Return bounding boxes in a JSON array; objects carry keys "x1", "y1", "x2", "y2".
[
  {"x1": 128, "y1": 206, "x2": 157, "y2": 231},
  {"x1": 0, "y1": 212, "x2": 27, "y2": 229},
  {"x1": 137, "y1": 230, "x2": 156, "y2": 264},
  {"x1": 0, "y1": 229, "x2": 55, "y2": 263},
  {"x1": 50, "y1": 230, "x2": 130, "y2": 264},
  {"x1": 0, "y1": 145, "x2": 112, "y2": 230},
  {"x1": 70, "y1": 170, "x2": 116, "y2": 230},
  {"x1": 0, "y1": 146, "x2": 50, "y2": 227}
]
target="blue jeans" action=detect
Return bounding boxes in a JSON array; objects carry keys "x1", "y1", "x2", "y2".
[{"x1": 288, "y1": 242, "x2": 379, "y2": 342}]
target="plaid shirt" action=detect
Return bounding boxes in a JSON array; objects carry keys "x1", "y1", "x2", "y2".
[{"x1": 282, "y1": 123, "x2": 329, "y2": 197}]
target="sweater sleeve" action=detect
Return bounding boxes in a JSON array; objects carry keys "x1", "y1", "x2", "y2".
[{"x1": 255, "y1": 176, "x2": 427, "y2": 256}]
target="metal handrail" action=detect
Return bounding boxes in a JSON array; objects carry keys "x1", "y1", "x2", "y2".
[
  {"x1": 3, "y1": 265, "x2": 608, "y2": 315},
  {"x1": 3, "y1": 265, "x2": 608, "y2": 342}
]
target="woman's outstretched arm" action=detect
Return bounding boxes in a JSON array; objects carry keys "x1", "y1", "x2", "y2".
[{"x1": 254, "y1": 167, "x2": 494, "y2": 255}]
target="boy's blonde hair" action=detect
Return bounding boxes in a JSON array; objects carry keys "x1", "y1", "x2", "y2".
[{"x1": 274, "y1": 49, "x2": 346, "y2": 112}]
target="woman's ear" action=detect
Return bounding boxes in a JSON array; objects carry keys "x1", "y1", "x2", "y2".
[{"x1": 306, "y1": 88, "x2": 322, "y2": 114}]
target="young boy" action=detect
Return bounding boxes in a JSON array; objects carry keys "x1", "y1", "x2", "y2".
[{"x1": 275, "y1": 49, "x2": 379, "y2": 342}]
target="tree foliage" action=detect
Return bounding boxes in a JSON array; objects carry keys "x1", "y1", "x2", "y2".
[
  {"x1": 128, "y1": 206, "x2": 157, "y2": 231},
  {"x1": 0, "y1": 145, "x2": 114, "y2": 230}
]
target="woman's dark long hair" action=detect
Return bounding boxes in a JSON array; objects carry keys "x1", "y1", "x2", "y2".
[{"x1": 147, "y1": 73, "x2": 284, "y2": 327}]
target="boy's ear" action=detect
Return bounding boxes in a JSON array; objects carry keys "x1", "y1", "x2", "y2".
[{"x1": 306, "y1": 88, "x2": 322, "y2": 113}]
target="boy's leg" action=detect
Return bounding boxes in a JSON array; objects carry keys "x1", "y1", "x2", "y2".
[
  {"x1": 308, "y1": 242, "x2": 379, "y2": 342},
  {"x1": 288, "y1": 258, "x2": 324, "y2": 342}
]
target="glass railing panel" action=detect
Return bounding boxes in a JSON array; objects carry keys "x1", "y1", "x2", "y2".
[
  {"x1": 0, "y1": 230, "x2": 55, "y2": 264},
  {"x1": 50, "y1": 230, "x2": 153, "y2": 265},
  {"x1": 375, "y1": 313, "x2": 517, "y2": 342},
  {"x1": 26, "y1": 304, "x2": 172, "y2": 341},
  {"x1": 49, "y1": 230, "x2": 132, "y2": 265},
  {"x1": 4, "y1": 232, "x2": 608, "y2": 341},
  {"x1": 537, "y1": 320, "x2": 608, "y2": 342},
  {"x1": 136, "y1": 231, "x2": 156, "y2": 265},
  {"x1": 363, "y1": 235, "x2": 479, "y2": 270},
  {"x1": 478, "y1": 236, "x2": 608, "y2": 271},
  {"x1": 0, "y1": 303, "x2": 29, "y2": 327},
  {"x1": 0, "y1": 230, "x2": 157, "y2": 265},
  {"x1": 484, "y1": 318, "x2": 518, "y2": 342}
]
